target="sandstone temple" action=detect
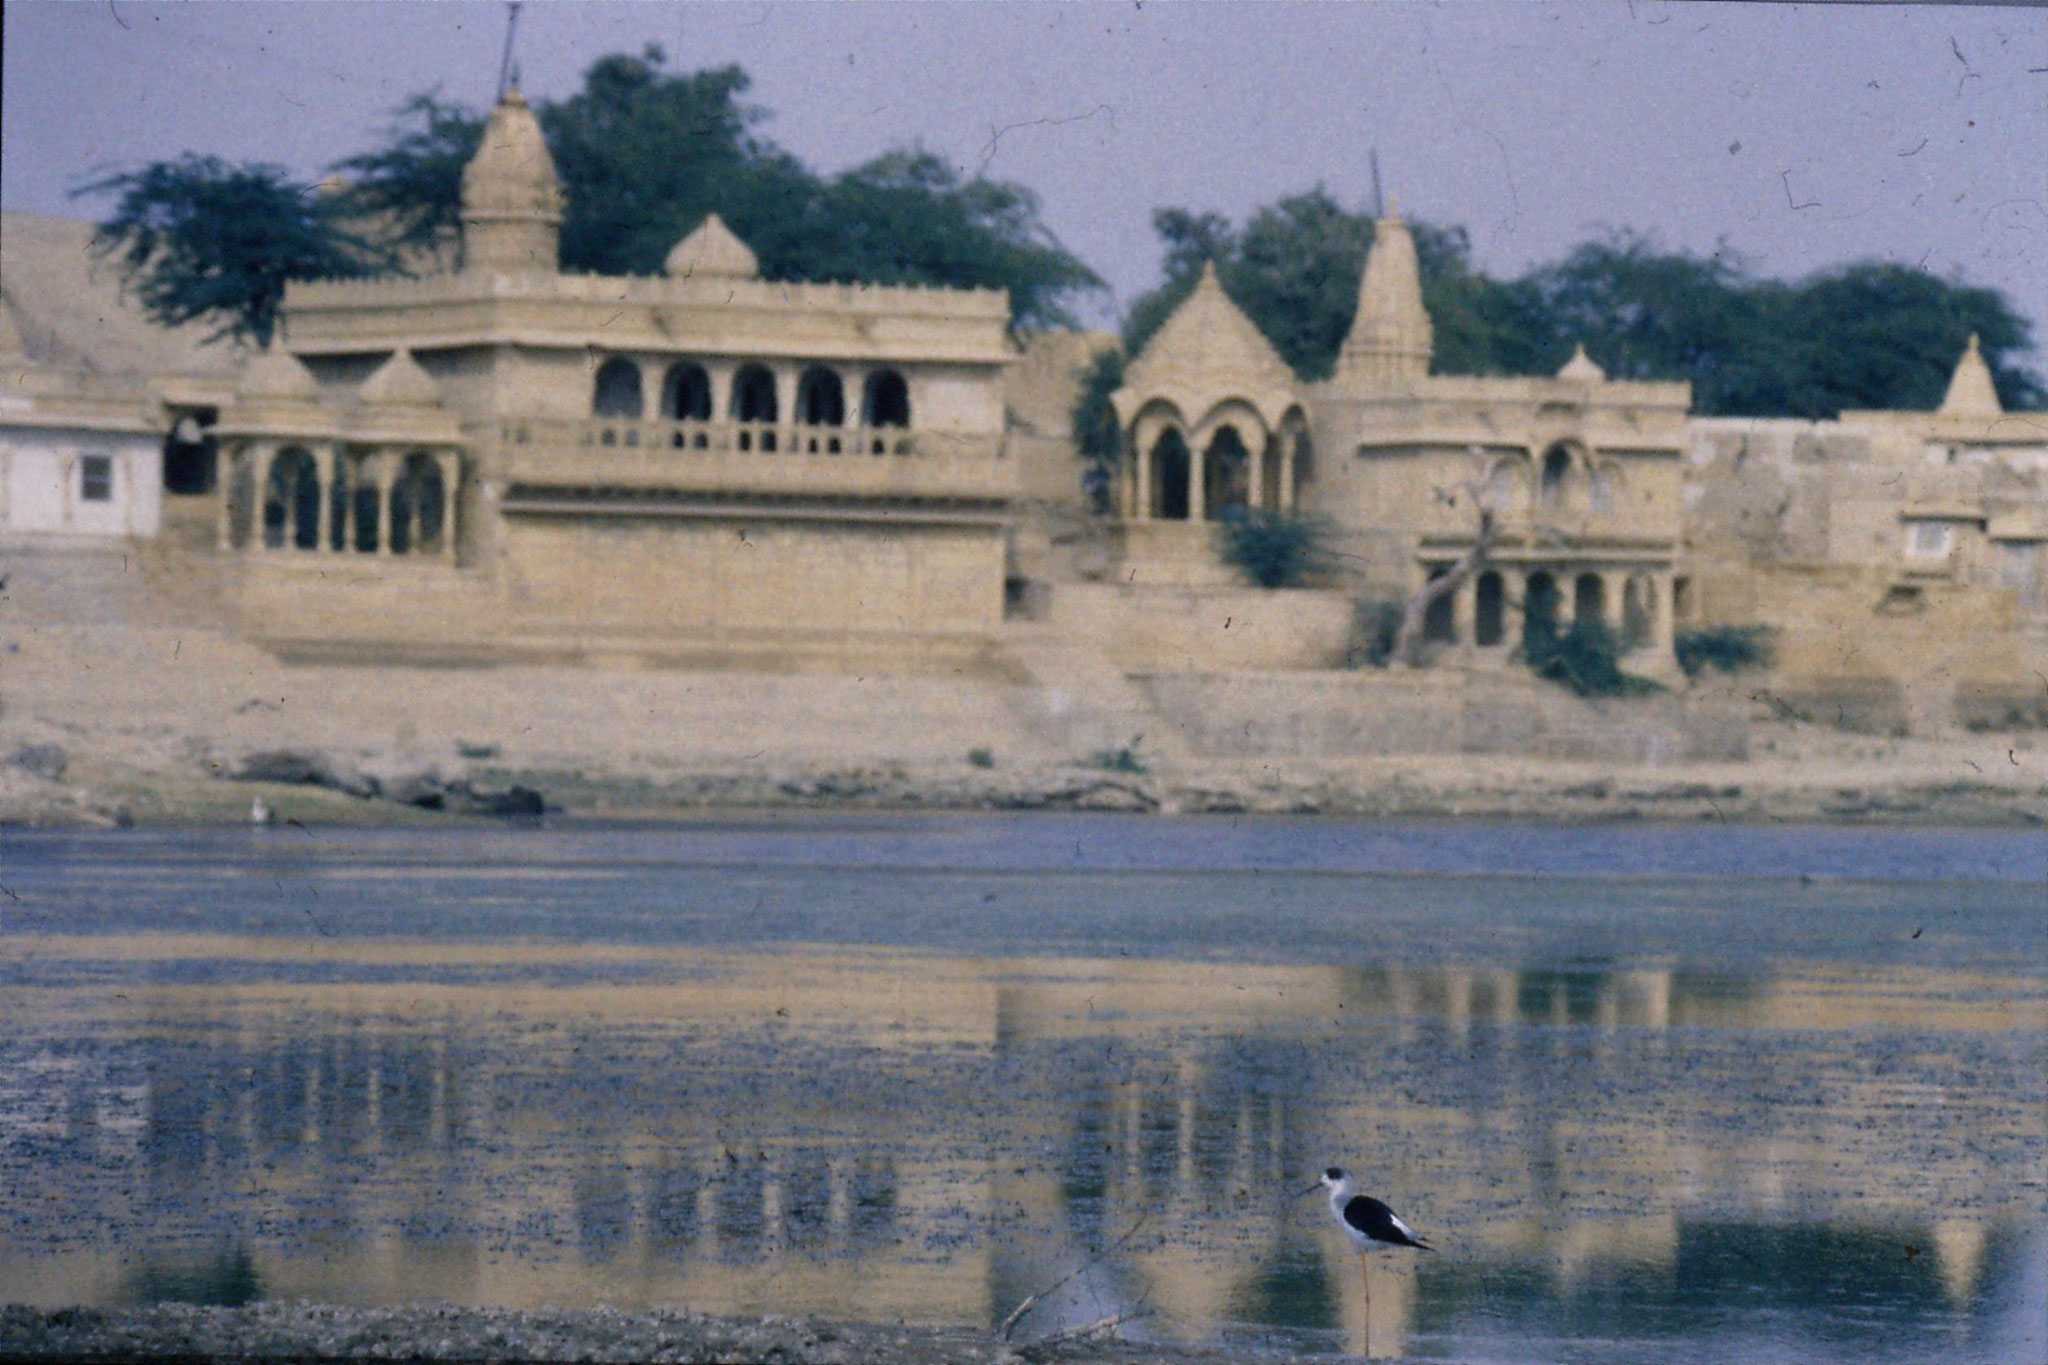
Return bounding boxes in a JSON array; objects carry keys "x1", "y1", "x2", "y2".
[{"x1": 4, "y1": 87, "x2": 2045, "y2": 741}]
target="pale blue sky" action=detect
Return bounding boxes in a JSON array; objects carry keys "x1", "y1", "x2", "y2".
[{"x1": 5, "y1": 1, "x2": 2043, "y2": 354}]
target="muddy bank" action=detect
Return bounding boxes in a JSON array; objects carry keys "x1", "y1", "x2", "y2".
[
  {"x1": 3, "y1": 739, "x2": 2045, "y2": 830},
  {"x1": 0, "y1": 1304, "x2": 1259, "y2": 1365}
]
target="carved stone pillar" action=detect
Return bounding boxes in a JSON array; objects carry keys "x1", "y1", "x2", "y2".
[
  {"x1": 705, "y1": 362, "x2": 738, "y2": 429},
  {"x1": 1279, "y1": 435, "x2": 1297, "y2": 512},
  {"x1": 216, "y1": 446, "x2": 238, "y2": 551},
  {"x1": 1134, "y1": 431, "x2": 1152, "y2": 523},
  {"x1": 1249, "y1": 435, "x2": 1267, "y2": 512},
  {"x1": 314, "y1": 445, "x2": 336, "y2": 552},
  {"x1": 372, "y1": 451, "x2": 395, "y2": 557},
  {"x1": 771, "y1": 365, "x2": 796, "y2": 434},
  {"x1": 1189, "y1": 439, "x2": 1207, "y2": 523},
  {"x1": 435, "y1": 451, "x2": 460, "y2": 560},
  {"x1": 251, "y1": 442, "x2": 278, "y2": 552}
]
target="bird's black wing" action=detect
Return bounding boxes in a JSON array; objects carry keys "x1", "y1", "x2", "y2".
[{"x1": 1343, "y1": 1195, "x2": 1433, "y2": 1249}]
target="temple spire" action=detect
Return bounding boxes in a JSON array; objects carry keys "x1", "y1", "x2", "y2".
[
  {"x1": 1938, "y1": 333, "x2": 2001, "y2": 417},
  {"x1": 459, "y1": 85, "x2": 563, "y2": 274},
  {"x1": 1336, "y1": 206, "x2": 1432, "y2": 391}
]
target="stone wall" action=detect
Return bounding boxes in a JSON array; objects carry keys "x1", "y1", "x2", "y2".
[
  {"x1": 1050, "y1": 582, "x2": 1357, "y2": 671},
  {"x1": 227, "y1": 514, "x2": 1009, "y2": 672},
  {"x1": 1139, "y1": 669, "x2": 1749, "y2": 763}
]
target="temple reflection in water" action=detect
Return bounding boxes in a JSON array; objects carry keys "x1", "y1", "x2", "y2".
[{"x1": 1, "y1": 942, "x2": 2041, "y2": 1358}]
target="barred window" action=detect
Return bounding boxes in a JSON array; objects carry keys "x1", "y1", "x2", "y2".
[{"x1": 80, "y1": 455, "x2": 114, "y2": 502}]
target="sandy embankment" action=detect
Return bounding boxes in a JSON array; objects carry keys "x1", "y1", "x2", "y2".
[{"x1": 2, "y1": 621, "x2": 2044, "y2": 829}]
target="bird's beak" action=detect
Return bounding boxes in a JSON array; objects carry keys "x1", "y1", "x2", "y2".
[{"x1": 1297, "y1": 1182, "x2": 1322, "y2": 1197}]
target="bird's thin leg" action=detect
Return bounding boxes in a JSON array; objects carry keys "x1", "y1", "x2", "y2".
[{"x1": 1360, "y1": 1250, "x2": 1372, "y2": 1358}]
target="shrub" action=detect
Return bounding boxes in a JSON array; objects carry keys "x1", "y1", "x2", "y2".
[
  {"x1": 1090, "y1": 735, "x2": 1149, "y2": 774},
  {"x1": 1523, "y1": 618, "x2": 1660, "y2": 698},
  {"x1": 1216, "y1": 508, "x2": 1331, "y2": 589},
  {"x1": 1675, "y1": 624, "x2": 1775, "y2": 679},
  {"x1": 1347, "y1": 599, "x2": 1405, "y2": 669},
  {"x1": 966, "y1": 747, "x2": 996, "y2": 768}
]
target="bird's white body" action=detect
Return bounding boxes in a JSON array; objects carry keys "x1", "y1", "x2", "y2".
[{"x1": 1314, "y1": 1167, "x2": 1430, "y2": 1252}]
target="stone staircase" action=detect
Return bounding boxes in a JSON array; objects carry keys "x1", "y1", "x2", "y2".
[{"x1": 999, "y1": 622, "x2": 1190, "y2": 770}]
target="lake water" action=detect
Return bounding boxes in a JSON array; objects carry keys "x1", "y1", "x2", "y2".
[{"x1": 1, "y1": 815, "x2": 2043, "y2": 1361}]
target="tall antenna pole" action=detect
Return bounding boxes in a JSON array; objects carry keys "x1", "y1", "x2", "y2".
[
  {"x1": 1369, "y1": 149, "x2": 1385, "y2": 219},
  {"x1": 495, "y1": 1, "x2": 523, "y2": 100}
]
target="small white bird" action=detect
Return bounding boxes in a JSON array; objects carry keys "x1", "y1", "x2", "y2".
[{"x1": 1302, "y1": 1167, "x2": 1432, "y2": 1355}]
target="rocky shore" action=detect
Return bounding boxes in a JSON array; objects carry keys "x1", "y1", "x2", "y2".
[
  {"x1": 0, "y1": 1304, "x2": 1260, "y2": 1365},
  {"x1": 2, "y1": 731, "x2": 2045, "y2": 831}
]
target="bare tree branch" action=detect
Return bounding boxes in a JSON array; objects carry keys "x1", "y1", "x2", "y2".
[
  {"x1": 1389, "y1": 473, "x2": 1498, "y2": 667},
  {"x1": 998, "y1": 1212, "x2": 1151, "y2": 1341}
]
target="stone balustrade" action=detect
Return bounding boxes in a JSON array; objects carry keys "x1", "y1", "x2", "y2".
[{"x1": 489, "y1": 418, "x2": 1016, "y2": 502}]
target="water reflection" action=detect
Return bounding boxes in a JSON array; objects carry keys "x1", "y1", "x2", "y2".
[{"x1": 1, "y1": 937, "x2": 2042, "y2": 1361}]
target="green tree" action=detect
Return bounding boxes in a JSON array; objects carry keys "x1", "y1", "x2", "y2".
[
  {"x1": 330, "y1": 92, "x2": 485, "y2": 259},
  {"x1": 80, "y1": 156, "x2": 389, "y2": 345},
  {"x1": 86, "y1": 46, "x2": 1101, "y2": 340},
  {"x1": 1076, "y1": 192, "x2": 2042, "y2": 462},
  {"x1": 1527, "y1": 233, "x2": 2045, "y2": 416},
  {"x1": 785, "y1": 148, "x2": 1103, "y2": 330}
]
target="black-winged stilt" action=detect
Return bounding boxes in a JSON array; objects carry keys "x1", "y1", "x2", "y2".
[{"x1": 1303, "y1": 1167, "x2": 1432, "y2": 1355}]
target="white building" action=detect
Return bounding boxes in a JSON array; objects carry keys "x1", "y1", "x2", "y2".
[{"x1": 0, "y1": 291, "x2": 164, "y2": 539}]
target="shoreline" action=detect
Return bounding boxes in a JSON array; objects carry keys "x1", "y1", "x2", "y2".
[
  {"x1": 0, "y1": 1303, "x2": 1267, "y2": 1365},
  {"x1": 3, "y1": 747, "x2": 2045, "y2": 832}
]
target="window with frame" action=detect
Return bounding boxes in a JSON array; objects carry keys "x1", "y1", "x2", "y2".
[
  {"x1": 80, "y1": 454, "x2": 114, "y2": 503},
  {"x1": 1904, "y1": 521, "x2": 1953, "y2": 559}
]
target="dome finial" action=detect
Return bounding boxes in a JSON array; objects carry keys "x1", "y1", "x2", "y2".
[
  {"x1": 665, "y1": 213, "x2": 760, "y2": 280},
  {"x1": 1557, "y1": 343, "x2": 1605, "y2": 383}
]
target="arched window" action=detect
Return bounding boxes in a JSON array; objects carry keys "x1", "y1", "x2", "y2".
[
  {"x1": 1540, "y1": 444, "x2": 1572, "y2": 510},
  {"x1": 661, "y1": 362, "x2": 712, "y2": 421},
  {"x1": 1290, "y1": 429, "x2": 1315, "y2": 501},
  {"x1": 592, "y1": 357, "x2": 644, "y2": 419},
  {"x1": 1575, "y1": 572, "x2": 1606, "y2": 631},
  {"x1": 1475, "y1": 571, "x2": 1506, "y2": 647},
  {"x1": 264, "y1": 447, "x2": 320, "y2": 551},
  {"x1": 1203, "y1": 427, "x2": 1251, "y2": 520},
  {"x1": 796, "y1": 367, "x2": 845, "y2": 426},
  {"x1": 731, "y1": 365, "x2": 778, "y2": 423},
  {"x1": 862, "y1": 370, "x2": 911, "y2": 427},
  {"x1": 730, "y1": 365, "x2": 778, "y2": 450},
  {"x1": 162, "y1": 413, "x2": 217, "y2": 496},
  {"x1": 1151, "y1": 430, "x2": 1191, "y2": 521},
  {"x1": 1422, "y1": 565, "x2": 1456, "y2": 643},
  {"x1": 389, "y1": 452, "x2": 446, "y2": 555},
  {"x1": 351, "y1": 457, "x2": 381, "y2": 553},
  {"x1": 1524, "y1": 571, "x2": 1560, "y2": 642}
]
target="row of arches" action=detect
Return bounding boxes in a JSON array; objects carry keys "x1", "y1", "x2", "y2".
[
  {"x1": 593, "y1": 359, "x2": 911, "y2": 430},
  {"x1": 222, "y1": 445, "x2": 455, "y2": 557},
  {"x1": 1131, "y1": 421, "x2": 1314, "y2": 522},
  {"x1": 1420, "y1": 567, "x2": 1667, "y2": 650}
]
